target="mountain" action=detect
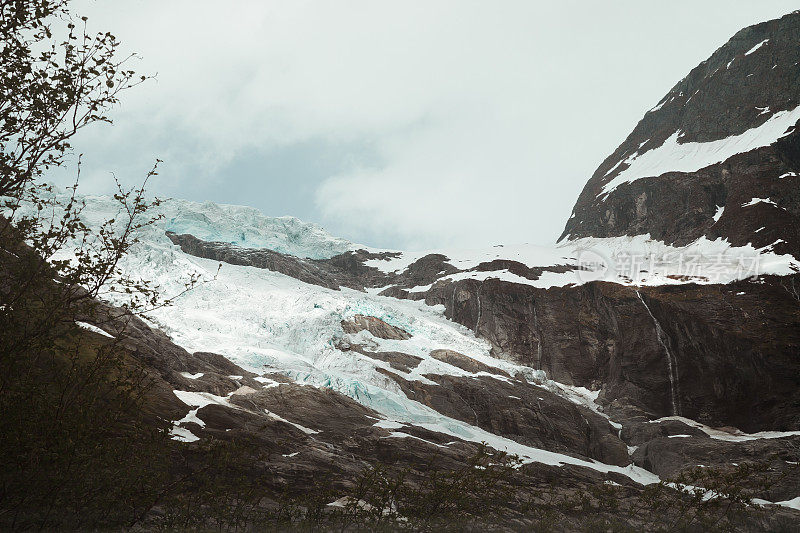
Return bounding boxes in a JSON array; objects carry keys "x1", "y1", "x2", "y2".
[
  {"x1": 7, "y1": 11, "x2": 800, "y2": 531},
  {"x1": 560, "y1": 11, "x2": 800, "y2": 258}
]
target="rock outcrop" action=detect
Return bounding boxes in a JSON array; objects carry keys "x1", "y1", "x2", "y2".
[{"x1": 425, "y1": 274, "x2": 800, "y2": 433}]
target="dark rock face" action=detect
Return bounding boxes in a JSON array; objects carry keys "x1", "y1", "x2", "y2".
[
  {"x1": 166, "y1": 231, "x2": 462, "y2": 292},
  {"x1": 630, "y1": 431, "x2": 800, "y2": 502},
  {"x1": 424, "y1": 274, "x2": 800, "y2": 433},
  {"x1": 621, "y1": 419, "x2": 709, "y2": 445},
  {"x1": 375, "y1": 367, "x2": 630, "y2": 467},
  {"x1": 166, "y1": 231, "x2": 395, "y2": 290},
  {"x1": 560, "y1": 11, "x2": 800, "y2": 257},
  {"x1": 429, "y1": 349, "x2": 510, "y2": 376},
  {"x1": 350, "y1": 348, "x2": 423, "y2": 373},
  {"x1": 562, "y1": 141, "x2": 800, "y2": 256},
  {"x1": 341, "y1": 315, "x2": 411, "y2": 340}
]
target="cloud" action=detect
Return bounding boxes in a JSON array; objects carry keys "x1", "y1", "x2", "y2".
[{"x1": 67, "y1": 0, "x2": 799, "y2": 249}]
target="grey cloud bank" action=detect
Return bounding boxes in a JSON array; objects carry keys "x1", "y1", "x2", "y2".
[{"x1": 58, "y1": 0, "x2": 799, "y2": 251}]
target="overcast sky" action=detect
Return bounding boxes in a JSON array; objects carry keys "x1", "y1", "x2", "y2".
[{"x1": 60, "y1": 1, "x2": 798, "y2": 250}]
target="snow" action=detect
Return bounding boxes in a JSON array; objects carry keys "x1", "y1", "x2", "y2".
[
  {"x1": 775, "y1": 496, "x2": 800, "y2": 510},
  {"x1": 264, "y1": 410, "x2": 320, "y2": 435},
  {"x1": 253, "y1": 376, "x2": 281, "y2": 387},
  {"x1": 741, "y1": 197, "x2": 777, "y2": 208},
  {"x1": 744, "y1": 39, "x2": 769, "y2": 56},
  {"x1": 364, "y1": 243, "x2": 572, "y2": 275},
  {"x1": 570, "y1": 235, "x2": 798, "y2": 286},
  {"x1": 180, "y1": 372, "x2": 204, "y2": 379},
  {"x1": 111, "y1": 231, "x2": 657, "y2": 482},
  {"x1": 75, "y1": 321, "x2": 115, "y2": 339},
  {"x1": 440, "y1": 269, "x2": 566, "y2": 289},
  {"x1": 169, "y1": 391, "x2": 233, "y2": 442},
  {"x1": 712, "y1": 205, "x2": 724, "y2": 223},
  {"x1": 327, "y1": 497, "x2": 395, "y2": 516},
  {"x1": 544, "y1": 381, "x2": 623, "y2": 430},
  {"x1": 9, "y1": 189, "x2": 356, "y2": 260},
  {"x1": 156, "y1": 198, "x2": 357, "y2": 258},
  {"x1": 169, "y1": 426, "x2": 200, "y2": 443},
  {"x1": 175, "y1": 408, "x2": 206, "y2": 428},
  {"x1": 146, "y1": 257, "x2": 657, "y2": 480},
  {"x1": 21, "y1": 188, "x2": 798, "y2": 294},
  {"x1": 649, "y1": 97, "x2": 669, "y2": 113},
  {"x1": 652, "y1": 416, "x2": 800, "y2": 442},
  {"x1": 384, "y1": 431, "x2": 448, "y2": 448},
  {"x1": 173, "y1": 390, "x2": 232, "y2": 409},
  {"x1": 363, "y1": 234, "x2": 800, "y2": 291},
  {"x1": 373, "y1": 420, "x2": 405, "y2": 430},
  {"x1": 403, "y1": 235, "x2": 800, "y2": 289},
  {"x1": 778, "y1": 172, "x2": 798, "y2": 179},
  {"x1": 406, "y1": 282, "x2": 434, "y2": 293},
  {"x1": 600, "y1": 105, "x2": 800, "y2": 197}
]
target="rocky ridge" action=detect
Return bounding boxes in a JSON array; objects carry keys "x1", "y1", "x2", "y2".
[{"x1": 560, "y1": 11, "x2": 800, "y2": 258}]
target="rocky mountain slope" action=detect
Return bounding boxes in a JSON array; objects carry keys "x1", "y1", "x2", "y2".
[{"x1": 560, "y1": 10, "x2": 800, "y2": 258}]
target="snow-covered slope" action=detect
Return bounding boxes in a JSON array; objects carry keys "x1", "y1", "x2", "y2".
[
  {"x1": 142, "y1": 250, "x2": 656, "y2": 482},
  {"x1": 64, "y1": 195, "x2": 651, "y2": 482},
  {"x1": 10, "y1": 189, "x2": 800, "y2": 489},
  {"x1": 71, "y1": 193, "x2": 357, "y2": 259},
  {"x1": 599, "y1": 105, "x2": 800, "y2": 197},
  {"x1": 366, "y1": 235, "x2": 799, "y2": 289}
]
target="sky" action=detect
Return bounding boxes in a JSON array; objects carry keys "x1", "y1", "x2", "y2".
[{"x1": 57, "y1": 1, "x2": 799, "y2": 251}]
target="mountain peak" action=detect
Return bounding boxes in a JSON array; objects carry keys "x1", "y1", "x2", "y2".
[{"x1": 560, "y1": 12, "x2": 800, "y2": 258}]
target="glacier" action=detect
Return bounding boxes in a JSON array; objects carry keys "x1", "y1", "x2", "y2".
[{"x1": 10, "y1": 190, "x2": 800, "y2": 486}]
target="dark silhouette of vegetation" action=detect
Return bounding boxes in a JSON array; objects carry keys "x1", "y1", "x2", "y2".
[
  {"x1": 0, "y1": 1, "x2": 174, "y2": 529},
  {"x1": 0, "y1": 0, "x2": 148, "y2": 197},
  {"x1": 137, "y1": 444, "x2": 798, "y2": 532}
]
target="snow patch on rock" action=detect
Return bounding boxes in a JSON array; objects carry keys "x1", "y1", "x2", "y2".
[
  {"x1": 652, "y1": 416, "x2": 800, "y2": 442},
  {"x1": 600, "y1": 105, "x2": 800, "y2": 197},
  {"x1": 75, "y1": 321, "x2": 115, "y2": 339},
  {"x1": 744, "y1": 39, "x2": 769, "y2": 56}
]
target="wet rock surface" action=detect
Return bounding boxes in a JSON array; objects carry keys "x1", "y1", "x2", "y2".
[
  {"x1": 427, "y1": 274, "x2": 800, "y2": 433},
  {"x1": 429, "y1": 348, "x2": 510, "y2": 376},
  {"x1": 340, "y1": 314, "x2": 412, "y2": 340}
]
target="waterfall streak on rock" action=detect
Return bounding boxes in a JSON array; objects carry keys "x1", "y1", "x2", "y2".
[
  {"x1": 637, "y1": 291, "x2": 681, "y2": 416},
  {"x1": 532, "y1": 303, "x2": 543, "y2": 371},
  {"x1": 475, "y1": 282, "x2": 483, "y2": 332}
]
